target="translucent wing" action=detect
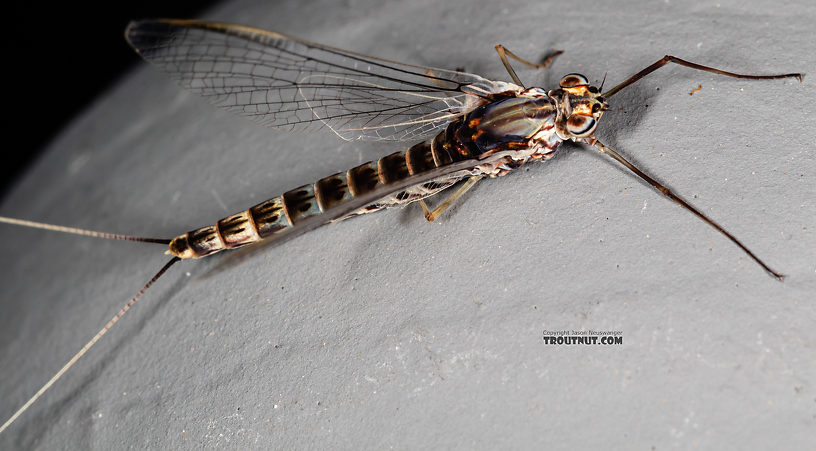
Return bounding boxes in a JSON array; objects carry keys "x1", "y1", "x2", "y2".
[{"x1": 126, "y1": 19, "x2": 516, "y2": 141}]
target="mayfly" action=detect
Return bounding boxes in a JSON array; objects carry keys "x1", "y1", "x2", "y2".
[{"x1": 0, "y1": 19, "x2": 802, "y2": 433}]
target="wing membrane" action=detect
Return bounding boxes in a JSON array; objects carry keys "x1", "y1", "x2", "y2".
[{"x1": 126, "y1": 19, "x2": 515, "y2": 141}]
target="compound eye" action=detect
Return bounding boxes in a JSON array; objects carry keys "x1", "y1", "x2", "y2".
[
  {"x1": 566, "y1": 115, "x2": 597, "y2": 137},
  {"x1": 560, "y1": 73, "x2": 589, "y2": 88}
]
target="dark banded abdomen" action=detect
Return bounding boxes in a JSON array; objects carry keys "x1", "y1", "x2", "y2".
[{"x1": 167, "y1": 133, "x2": 477, "y2": 259}]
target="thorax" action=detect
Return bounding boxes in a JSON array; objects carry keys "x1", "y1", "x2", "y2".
[{"x1": 439, "y1": 89, "x2": 562, "y2": 177}]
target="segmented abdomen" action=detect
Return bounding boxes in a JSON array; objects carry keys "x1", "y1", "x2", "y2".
[{"x1": 167, "y1": 132, "x2": 477, "y2": 259}]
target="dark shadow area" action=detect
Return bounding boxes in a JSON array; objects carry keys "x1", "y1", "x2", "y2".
[{"x1": 3, "y1": 2, "x2": 218, "y2": 199}]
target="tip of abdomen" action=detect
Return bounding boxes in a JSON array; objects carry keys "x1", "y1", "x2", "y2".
[{"x1": 167, "y1": 234, "x2": 197, "y2": 259}]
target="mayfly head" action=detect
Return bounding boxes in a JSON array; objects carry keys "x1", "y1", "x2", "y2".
[{"x1": 551, "y1": 73, "x2": 609, "y2": 141}]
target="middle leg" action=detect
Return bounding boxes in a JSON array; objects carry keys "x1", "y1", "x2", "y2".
[{"x1": 494, "y1": 45, "x2": 564, "y2": 87}]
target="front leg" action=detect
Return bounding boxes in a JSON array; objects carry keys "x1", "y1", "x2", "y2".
[{"x1": 602, "y1": 55, "x2": 801, "y2": 98}]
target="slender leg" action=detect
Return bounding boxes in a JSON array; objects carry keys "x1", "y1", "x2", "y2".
[
  {"x1": 419, "y1": 176, "x2": 483, "y2": 222},
  {"x1": 494, "y1": 45, "x2": 564, "y2": 88},
  {"x1": 602, "y1": 55, "x2": 802, "y2": 98},
  {"x1": 418, "y1": 199, "x2": 431, "y2": 217},
  {"x1": 590, "y1": 138, "x2": 784, "y2": 280}
]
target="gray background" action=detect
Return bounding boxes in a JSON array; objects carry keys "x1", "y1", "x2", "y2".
[{"x1": 1, "y1": 0, "x2": 814, "y2": 448}]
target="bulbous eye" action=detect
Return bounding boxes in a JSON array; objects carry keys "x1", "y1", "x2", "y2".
[
  {"x1": 560, "y1": 73, "x2": 589, "y2": 88},
  {"x1": 566, "y1": 115, "x2": 597, "y2": 136}
]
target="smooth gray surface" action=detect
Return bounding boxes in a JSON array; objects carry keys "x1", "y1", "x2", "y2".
[{"x1": 1, "y1": 0, "x2": 814, "y2": 448}]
